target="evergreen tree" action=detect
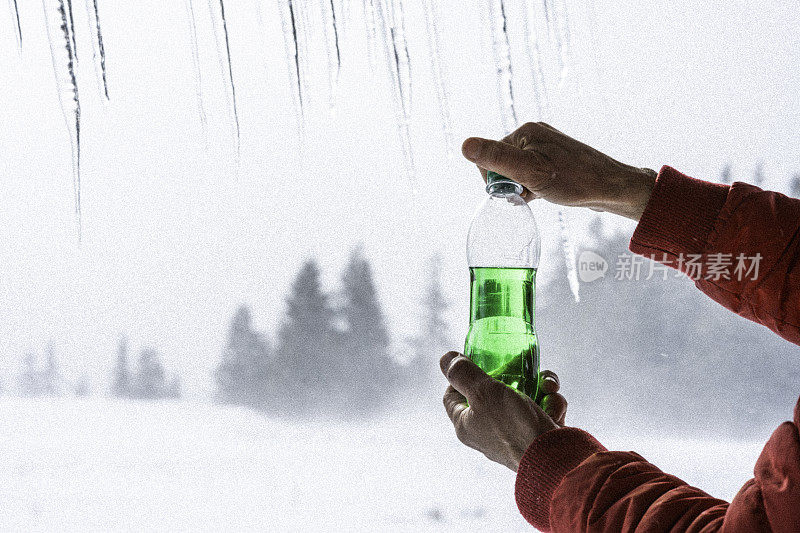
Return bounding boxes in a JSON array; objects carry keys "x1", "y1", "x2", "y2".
[
  {"x1": 752, "y1": 161, "x2": 765, "y2": 187},
  {"x1": 18, "y1": 353, "x2": 39, "y2": 397},
  {"x1": 408, "y1": 255, "x2": 451, "y2": 388},
  {"x1": 789, "y1": 173, "x2": 800, "y2": 198},
  {"x1": 74, "y1": 375, "x2": 90, "y2": 397},
  {"x1": 131, "y1": 348, "x2": 166, "y2": 399},
  {"x1": 719, "y1": 163, "x2": 733, "y2": 184},
  {"x1": 274, "y1": 260, "x2": 337, "y2": 414},
  {"x1": 41, "y1": 342, "x2": 61, "y2": 396},
  {"x1": 112, "y1": 337, "x2": 131, "y2": 398},
  {"x1": 338, "y1": 248, "x2": 396, "y2": 414},
  {"x1": 216, "y1": 305, "x2": 272, "y2": 407},
  {"x1": 167, "y1": 375, "x2": 182, "y2": 398}
]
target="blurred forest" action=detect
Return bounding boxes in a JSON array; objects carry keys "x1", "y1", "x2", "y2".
[{"x1": 3, "y1": 166, "x2": 799, "y2": 437}]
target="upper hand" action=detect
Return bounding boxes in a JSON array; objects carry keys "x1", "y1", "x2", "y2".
[
  {"x1": 440, "y1": 351, "x2": 567, "y2": 472},
  {"x1": 461, "y1": 122, "x2": 657, "y2": 220}
]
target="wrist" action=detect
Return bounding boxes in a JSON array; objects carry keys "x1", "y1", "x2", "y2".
[{"x1": 595, "y1": 167, "x2": 657, "y2": 221}]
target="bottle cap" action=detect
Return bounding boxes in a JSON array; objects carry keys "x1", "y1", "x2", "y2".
[{"x1": 486, "y1": 171, "x2": 523, "y2": 195}]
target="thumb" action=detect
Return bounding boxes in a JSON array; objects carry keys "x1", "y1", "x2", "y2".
[
  {"x1": 440, "y1": 351, "x2": 493, "y2": 405},
  {"x1": 462, "y1": 137, "x2": 545, "y2": 182}
]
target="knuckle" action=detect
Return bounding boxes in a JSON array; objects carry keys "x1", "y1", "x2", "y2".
[{"x1": 446, "y1": 356, "x2": 471, "y2": 380}]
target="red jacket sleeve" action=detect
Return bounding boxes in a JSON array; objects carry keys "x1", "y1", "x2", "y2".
[{"x1": 514, "y1": 166, "x2": 800, "y2": 532}]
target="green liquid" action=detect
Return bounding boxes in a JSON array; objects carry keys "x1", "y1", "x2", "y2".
[{"x1": 464, "y1": 267, "x2": 539, "y2": 398}]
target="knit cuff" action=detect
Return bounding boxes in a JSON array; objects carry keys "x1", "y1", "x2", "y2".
[
  {"x1": 515, "y1": 427, "x2": 607, "y2": 531},
  {"x1": 630, "y1": 165, "x2": 729, "y2": 260}
]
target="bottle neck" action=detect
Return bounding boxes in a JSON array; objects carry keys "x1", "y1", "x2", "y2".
[
  {"x1": 486, "y1": 181, "x2": 523, "y2": 196},
  {"x1": 485, "y1": 170, "x2": 524, "y2": 196}
]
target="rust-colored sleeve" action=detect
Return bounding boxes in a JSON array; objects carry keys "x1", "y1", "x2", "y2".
[
  {"x1": 629, "y1": 166, "x2": 800, "y2": 345},
  {"x1": 515, "y1": 400, "x2": 800, "y2": 532},
  {"x1": 515, "y1": 166, "x2": 800, "y2": 531}
]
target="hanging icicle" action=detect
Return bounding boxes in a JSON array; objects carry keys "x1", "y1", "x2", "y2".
[
  {"x1": 184, "y1": 0, "x2": 207, "y2": 128},
  {"x1": 390, "y1": 0, "x2": 412, "y2": 116},
  {"x1": 43, "y1": 0, "x2": 81, "y2": 237},
  {"x1": 554, "y1": 0, "x2": 572, "y2": 84},
  {"x1": 362, "y1": 0, "x2": 378, "y2": 70},
  {"x1": 86, "y1": 0, "x2": 109, "y2": 100},
  {"x1": 278, "y1": 0, "x2": 304, "y2": 138},
  {"x1": 522, "y1": 0, "x2": 548, "y2": 118},
  {"x1": 374, "y1": 0, "x2": 416, "y2": 194},
  {"x1": 9, "y1": 0, "x2": 21, "y2": 49},
  {"x1": 329, "y1": 0, "x2": 341, "y2": 72},
  {"x1": 558, "y1": 210, "x2": 580, "y2": 302},
  {"x1": 207, "y1": 0, "x2": 239, "y2": 158},
  {"x1": 488, "y1": 0, "x2": 517, "y2": 135},
  {"x1": 64, "y1": 0, "x2": 77, "y2": 59},
  {"x1": 421, "y1": 0, "x2": 454, "y2": 155},
  {"x1": 217, "y1": 0, "x2": 240, "y2": 156},
  {"x1": 319, "y1": 0, "x2": 339, "y2": 111}
]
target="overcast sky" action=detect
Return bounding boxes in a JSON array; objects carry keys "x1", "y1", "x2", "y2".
[{"x1": 1, "y1": 0, "x2": 799, "y2": 395}]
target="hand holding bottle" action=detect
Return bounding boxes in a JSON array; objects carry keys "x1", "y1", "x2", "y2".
[
  {"x1": 440, "y1": 351, "x2": 567, "y2": 472},
  {"x1": 462, "y1": 122, "x2": 657, "y2": 221}
]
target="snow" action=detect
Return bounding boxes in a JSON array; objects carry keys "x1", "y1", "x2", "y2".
[{"x1": 0, "y1": 398, "x2": 763, "y2": 532}]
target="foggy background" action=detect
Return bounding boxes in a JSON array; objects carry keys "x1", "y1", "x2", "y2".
[{"x1": 1, "y1": 0, "x2": 799, "y2": 531}]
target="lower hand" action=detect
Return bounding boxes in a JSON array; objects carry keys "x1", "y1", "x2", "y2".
[
  {"x1": 440, "y1": 351, "x2": 568, "y2": 472},
  {"x1": 461, "y1": 122, "x2": 656, "y2": 220}
]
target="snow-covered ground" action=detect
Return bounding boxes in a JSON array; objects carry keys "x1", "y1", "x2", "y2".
[{"x1": 0, "y1": 398, "x2": 764, "y2": 532}]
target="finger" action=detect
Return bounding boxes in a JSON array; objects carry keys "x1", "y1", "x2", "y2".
[
  {"x1": 442, "y1": 354, "x2": 493, "y2": 405},
  {"x1": 443, "y1": 385, "x2": 468, "y2": 424},
  {"x1": 440, "y1": 351, "x2": 461, "y2": 376},
  {"x1": 538, "y1": 370, "x2": 560, "y2": 395},
  {"x1": 462, "y1": 138, "x2": 548, "y2": 183},
  {"x1": 541, "y1": 393, "x2": 568, "y2": 426}
]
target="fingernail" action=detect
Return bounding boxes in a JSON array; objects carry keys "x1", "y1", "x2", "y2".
[{"x1": 462, "y1": 138, "x2": 482, "y2": 162}]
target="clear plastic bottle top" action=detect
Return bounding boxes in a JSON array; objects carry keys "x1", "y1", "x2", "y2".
[{"x1": 466, "y1": 171, "x2": 541, "y2": 268}]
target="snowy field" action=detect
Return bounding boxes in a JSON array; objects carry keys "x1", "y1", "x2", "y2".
[{"x1": 0, "y1": 398, "x2": 765, "y2": 532}]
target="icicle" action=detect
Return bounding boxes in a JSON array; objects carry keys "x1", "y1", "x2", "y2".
[
  {"x1": 184, "y1": 0, "x2": 206, "y2": 128},
  {"x1": 278, "y1": 0, "x2": 304, "y2": 139},
  {"x1": 421, "y1": 0, "x2": 453, "y2": 155},
  {"x1": 362, "y1": 0, "x2": 378, "y2": 70},
  {"x1": 374, "y1": 0, "x2": 416, "y2": 194},
  {"x1": 558, "y1": 210, "x2": 580, "y2": 302},
  {"x1": 64, "y1": 0, "x2": 77, "y2": 60},
  {"x1": 217, "y1": 0, "x2": 240, "y2": 158},
  {"x1": 85, "y1": 0, "x2": 109, "y2": 100},
  {"x1": 329, "y1": 0, "x2": 341, "y2": 72},
  {"x1": 319, "y1": 0, "x2": 339, "y2": 112},
  {"x1": 522, "y1": 0, "x2": 548, "y2": 118},
  {"x1": 390, "y1": 0, "x2": 411, "y2": 116},
  {"x1": 207, "y1": 0, "x2": 239, "y2": 158},
  {"x1": 9, "y1": 0, "x2": 21, "y2": 49},
  {"x1": 43, "y1": 0, "x2": 81, "y2": 237},
  {"x1": 488, "y1": 0, "x2": 517, "y2": 135},
  {"x1": 555, "y1": 0, "x2": 572, "y2": 84}
]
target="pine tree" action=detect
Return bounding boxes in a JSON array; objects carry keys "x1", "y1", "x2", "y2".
[
  {"x1": 753, "y1": 161, "x2": 765, "y2": 187},
  {"x1": 720, "y1": 163, "x2": 733, "y2": 184},
  {"x1": 789, "y1": 173, "x2": 800, "y2": 198},
  {"x1": 216, "y1": 305, "x2": 272, "y2": 407},
  {"x1": 18, "y1": 353, "x2": 39, "y2": 397},
  {"x1": 112, "y1": 337, "x2": 131, "y2": 398},
  {"x1": 274, "y1": 260, "x2": 337, "y2": 414},
  {"x1": 408, "y1": 255, "x2": 451, "y2": 387},
  {"x1": 41, "y1": 342, "x2": 61, "y2": 396},
  {"x1": 339, "y1": 248, "x2": 396, "y2": 414},
  {"x1": 131, "y1": 348, "x2": 166, "y2": 399},
  {"x1": 74, "y1": 375, "x2": 90, "y2": 397}
]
